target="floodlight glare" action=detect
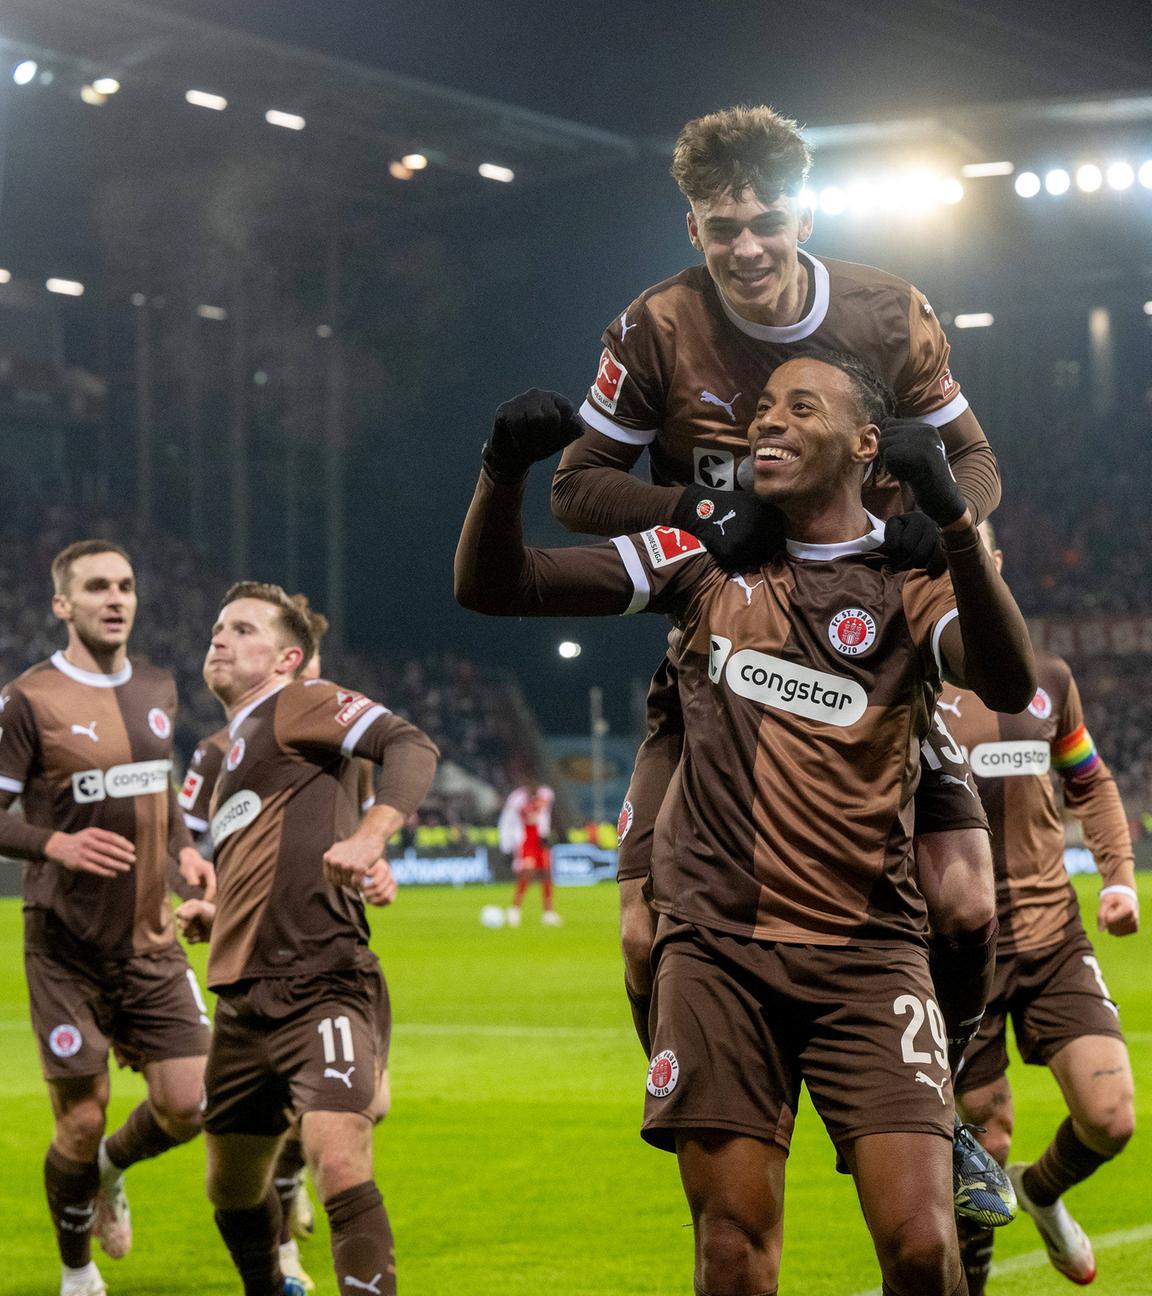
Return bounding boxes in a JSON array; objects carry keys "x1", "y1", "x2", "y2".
[
  {"x1": 265, "y1": 110, "x2": 305, "y2": 130},
  {"x1": 129, "y1": 292, "x2": 146, "y2": 306},
  {"x1": 12, "y1": 60, "x2": 37, "y2": 86},
  {"x1": 819, "y1": 186, "x2": 846, "y2": 215},
  {"x1": 954, "y1": 313, "x2": 994, "y2": 329},
  {"x1": 960, "y1": 161, "x2": 1014, "y2": 178},
  {"x1": 798, "y1": 186, "x2": 816, "y2": 210},
  {"x1": 558, "y1": 641, "x2": 582, "y2": 659},
  {"x1": 939, "y1": 178, "x2": 965, "y2": 205},
  {"x1": 1106, "y1": 162, "x2": 1134, "y2": 191},
  {"x1": 389, "y1": 161, "x2": 414, "y2": 181},
  {"x1": 80, "y1": 85, "x2": 107, "y2": 106},
  {"x1": 196, "y1": 304, "x2": 228, "y2": 321},
  {"x1": 0, "y1": 269, "x2": 10, "y2": 283},
  {"x1": 478, "y1": 163, "x2": 515, "y2": 183},
  {"x1": 1075, "y1": 165, "x2": 1102, "y2": 193},
  {"x1": 186, "y1": 89, "x2": 228, "y2": 111},
  {"x1": 401, "y1": 153, "x2": 428, "y2": 170},
  {"x1": 1139, "y1": 161, "x2": 1152, "y2": 190},
  {"x1": 1143, "y1": 301, "x2": 1152, "y2": 316},
  {"x1": 1014, "y1": 171, "x2": 1041, "y2": 198},
  {"x1": 92, "y1": 77, "x2": 120, "y2": 95},
  {"x1": 46, "y1": 279, "x2": 84, "y2": 296},
  {"x1": 1044, "y1": 169, "x2": 1071, "y2": 195}
]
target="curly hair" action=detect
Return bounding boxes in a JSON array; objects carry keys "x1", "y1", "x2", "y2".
[
  {"x1": 671, "y1": 105, "x2": 812, "y2": 206},
  {"x1": 811, "y1": 351, "x2": 897, "y2": 426}
]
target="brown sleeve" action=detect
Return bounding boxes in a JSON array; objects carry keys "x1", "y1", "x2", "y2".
[
  {"x1": 0, "y1": 686, "x2": 53, "y2": 859},
  {"x1": 167, "y1": 783, "x2": 194, "y2": 856},
  {"x1": 938, "y1": 408, "x2": 1001, "y2": 525},
  {"x1": 550, "y1": 426, "x2": 683, "y2": 537},
  {"x1": 357, "y1": 713, "x2": 439, "y2": 818},
  {"x1": 933, "y1": 520, "x2": 1036, "y2": 712},
  {"x1": 1054, "y1": 673, "x2": 1136, "y2": 891},
  {"x1": 0, "y1": 790, "x2": 54, "y2": 860}
]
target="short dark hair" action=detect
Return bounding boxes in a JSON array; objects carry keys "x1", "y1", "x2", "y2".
[
  {"x1": 52, "y1": 539, "x2": 133, "y2": 595},
  {"x1": 220, "y1": 581, "x2": 316, "y2": 670},
  {"x1": 811, "y1": 351, "x2": 896, "y2": 426},
  {"x1": 672, "y1": 105, "x2": 812, "y2": 206},
  {"x1": 290, "y1": 593, "x2": 329, "y2": 660}
]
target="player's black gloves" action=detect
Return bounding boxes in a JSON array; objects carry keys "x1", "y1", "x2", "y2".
[
  {"x1": 882, "y1": 511, "x2": 946, "y2": 578},
  {"x1": 878, "y1": 418, "x2": 967, "y2": 527},
  {"x1": 669, "y1": 485, "x2": 786, "y2": 571},
  {"x1": 483, "y1": 388, "x2": 585, "y2": 483}
]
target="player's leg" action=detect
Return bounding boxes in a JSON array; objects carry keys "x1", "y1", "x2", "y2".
[
  {"x1": 676, "y1": 1133, "x2": 785, "y2": 1295},
  {"x1": 619, "y1": 876, "x2": 659, "y2": 1053},
  {"x1": 955, "y1": 1076, "x2": 1015, "y2": 1296},
  {"x1": 540, "y1": 861, "x2": 563, "y2": 924},
  {"x1": 507, "y1": 865, "x2": 530, "y2": 923},
  {"x1": 206, "y1": 1131, "x2": 290, "y2": 1296},
  {"x1": 272, "y1": 1126, "x2": 315, "y2": 1292},
  {"x1": 46, "y1": 1074, "x2": 110, "y2": 1296}
]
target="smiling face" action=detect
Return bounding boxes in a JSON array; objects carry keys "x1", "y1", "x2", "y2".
[
  {"x1": 204, "y1": 597, "x2": 304, "y2": 706},
  {"x1": 747, "y1": 358, "x2": 879, "y2": 512},
  {"x1": 52, "y1": 551, "x2": 137, "y2": 656},
  {"x1": 688, "y1": 187, "x2": 813, "y2": 324}
]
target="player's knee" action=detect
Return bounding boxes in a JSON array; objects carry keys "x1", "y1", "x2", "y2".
[
  {"x1": 153, "y1": 1092, "x2": 204, "y2": 1138},
  {"x1": 876, "y1": 1208, "x2": 956, "y2": 1286},
  {"x1": 980, "y1": 1123, "x2": 1012, "y2": 1168},
  {"x1": 930, "y1": 888, "x2": 996, "y2": 938},
  {"x1": 309, "y1": 1143, "x2": 372, "y2": 1201},
  {"x1": 1082, "y1": 1099, "x2": 1135, "y2": 1155},
  {"x1": 56, "y1": 1100, "x2": 106, "y2": 1159},
  {"x1": 696, "y1": 1213, "x2": 776, "y2": 1292}
]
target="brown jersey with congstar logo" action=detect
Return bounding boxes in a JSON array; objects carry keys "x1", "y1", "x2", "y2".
[
  {"x1": 0, "y1": 652, "x2": 190, "y2": 957},
  {"x1": 206, "y1": 677, "x2": 437, "y2": 990}
]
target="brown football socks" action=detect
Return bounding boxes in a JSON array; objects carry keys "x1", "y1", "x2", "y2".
[
  {"x1": 928, "y1": 920, "x2": 998, "y2": 1074},
  {"x1": 957, "y1": 1217, "x2": 994, "y2": 1296},
  {"x1": 44, "y1": 1145, "x2": 99, "y2": 1268},
  {"x1": 273, "y1": 1134, "x2": 307, "y2": 1245},
  {"x1": 1023, "y1": 1116, "x2": 1111, "y2": 1206},
  {"x1": 213, "y1": 1187, "x2": 284, "y2": 1296},
  {"x1": 104, "y1": 1100, "x2": 182, "y2": 1170},
  {"x1": 325, "y1": 1180, "x2": 396, "y2": 1296}
]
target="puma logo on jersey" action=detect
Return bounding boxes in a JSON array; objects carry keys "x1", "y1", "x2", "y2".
[
  {"x1": 728, "y1": 574, "x2": 764, "y2": 606},
  {"x1": 939, "y1": 772, "x2": 976, "y2": 798},
  {"x1": 344, "y1": 1275, "x2": 385, "y2": 1294},
  {"x1": 324, "y1": 1065, "x2": 356, "y2": 1089},
  {"x1": 712, "y1": 509, "x2": 737, "y2": 535},
  {"x1": 700, "y1": 389, "x2": 741, "y2": 421},
  {"x1": 915, "y1": 1070, "x2": 948, "y2": 1104},
  {"x1": 71, "y1": 722, "x2": 99, "y2": 742},
  {"x1": 619, "y1": 310, "x2": 637, "y2": 338},
  {"x1": 938, "y1": 696, "x2": 962, "y2": 718}
]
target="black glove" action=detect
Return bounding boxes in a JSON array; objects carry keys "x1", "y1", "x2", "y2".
[
  {"x1": 878, "y1": 418, "x2": 966, "y2": 527},
  {"x1": 882, "y1": 511, "x2": 946, "y2": 578},
  {"x1": 483, "y1": 388, "x2": 585, "y2": 482},
  {"x1": 669, "y1": 485, "x2": 786, "y2": 571}
]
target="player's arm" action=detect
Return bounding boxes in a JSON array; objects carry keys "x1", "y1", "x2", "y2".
[
  {"x1": 937, "y1": 407, "x2": 1000, "y2": 526},
  {"x1": 551, "y1": 429, "x2": 683, "y2": 537}
]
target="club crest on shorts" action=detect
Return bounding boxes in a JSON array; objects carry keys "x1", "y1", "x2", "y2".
[
  {"x1": 827, "y1": 607, "x2": 877, "y2": 656},
  {"x1": 647, "y1": 1049, "x2": 679, "y2": 1097},
  {"x1": 49, "y1": 1024, "x2": 83, "y2": 1058},
  {"x1": 147, "y1": 707, "x2": 172, "y2": 739},
  {"x1": 695, "y1": 498, "x2": 715, "y2": 521},
  {"x1": 617, "y1": 799, "x2": 634, "y2": 842},
  {"x1": 226, "y1": 736, "x2": 246, "y2": 771},
  {"x1": 1028, "y1": 687, "x2": 1052, "y2": 720}
]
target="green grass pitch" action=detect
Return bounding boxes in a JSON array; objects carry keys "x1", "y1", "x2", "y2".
[{"x1": 0, "y1": 876, "x2": 1148, "y2": 1295}]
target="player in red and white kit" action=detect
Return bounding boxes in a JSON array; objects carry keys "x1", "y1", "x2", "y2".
[{"x1": 499, "y1": 785, "x2": 561, "y2": 926}]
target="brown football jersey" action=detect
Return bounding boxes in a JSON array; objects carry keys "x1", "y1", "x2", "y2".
[
  {"x1": 579, "y1": 257, "x2": 971, "y2": 518},
  {"x1": 0, "y1": 653, "x2": 190, "y2": 957},
  {"x1": 935, "y1": 651, "x2": 1135, "y2": 953},
  {"x1": 179, "y1": 726, "x2": 228, "y2": 836},
  {"x1": 206, "y1": 677, "x2": 437, "y2": 990}
]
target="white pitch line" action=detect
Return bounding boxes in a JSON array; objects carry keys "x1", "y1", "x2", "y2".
[{"x1": 847, "y1": 1223, "x2": 1152, "y2": 1296}]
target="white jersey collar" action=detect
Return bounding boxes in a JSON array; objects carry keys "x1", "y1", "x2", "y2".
[
  {"x1": 786, "y1": 511, "x2": 886, "y2": 561},
  {"x1": 229, "y1": 679, "x2": 290, "y2": 738},
  {"x1": 718, "y1": 250, "x2": 830, "y2": 342},
  {"x1": 50, "y1": 650, "x2": 133, "y2": 688}
]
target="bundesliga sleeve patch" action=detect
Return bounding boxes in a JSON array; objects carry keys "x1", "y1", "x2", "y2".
[
  {"x1": 590, "y1": 348, "x2": 627, "y2": 415},
  {"x1": 639, "y1": 526, "x2": 705, "y2": 569},
  {"x1": 178, "y1": 770, "x2": 204, "y2": 810}
]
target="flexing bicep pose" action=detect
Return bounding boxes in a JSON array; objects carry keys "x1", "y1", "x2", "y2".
[
  {"x1": 929, "y1": 525, "x2": 1138, "y2": 1294},
  {"x1": 0, "y1": 541, "x2": 210, "y2": 1296},
  {"x1": 179, "y1": 583, "x2": 437, "y2": 1296},
  {"x1": 458, "y1": 355, "x2": 1033, "y2": 1296}
]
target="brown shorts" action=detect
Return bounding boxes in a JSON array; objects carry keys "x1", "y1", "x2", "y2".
[
  {"x1": 617, "y1": 658, "x2": 987, "y2": 884},
  {"x1": 204, "y1": 960, "x2": 391, "y2": 1137},
  {"x1": 642, "y1": 917, "x2": 954, "y2": 1156},
  {"x1": 26, "y1": 942, "x2": 211, "y2": 1081},
  {"x1": 955, "y1": 924, "x2": 1125, "y2": 1095}
]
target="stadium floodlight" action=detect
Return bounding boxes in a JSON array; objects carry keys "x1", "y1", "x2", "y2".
[
  {"x1": 265, "y1": 109, "x2": 305, "y2": 130},
  {"x1": 1044, "y1": 168, "x2": 1071, "y2": 195},
  {"x1": 401, "y1": 153, "x2": 428, "y2": 170},
  {"x1": 1144, "y1": 301, "x2": 1152, "y2": 317},
  {"x1": 1075, "y1": 165, "x2": 1102, "y2": 193},
  {"x1": 954, "y1": 313, "x2": 994, "y2": 329},
  {"x1": 0, "y1": 269, "x2": 10, "y2": 284},
  {"x1": 186, "y1": 89, "x2": 228, "y2": 111},
  {"x1": 388, "y1": 161, "x2": 414, "y2": 180},
  {"x1": 46, "y1": 278, "x2": 84, "y2": 296},
  {"x1": 819, "y1": 186, "x2": 846, "y2": 215},
  {"x1": 846, "y1": 181, "x2": 877, "y2": 215},
  {"x1": 316, "y1": 323, "x2": 333, "y2": 338},
  {"x1": 92, "y1": 77, "x2": 120, "y2": 95},
  {"x1": 80, "y1": 85, "x2": 107, "y2": 106},
  {"x1": 196, "y1": 304, "x2": 228, "y2": 320},
  {"x1": 960, "y1": 161, "x2": 1014, "y2": 178},
  {"x1": 798, "y1": 186, "x2": 816, "y2": 210},
  {"x1": 12, "y1": 60, "x2": 37, "y2": 85},
  {"x1": 129, "y1": 292, "x2": 146, "y2": 306},
  {"x1": 478, "y1": 162, "x2": 515, "y2": 183},
  {"x1": 1014, "y1": 171, "x2": 1041, "y2": 197},
  {"x1": 1106, "y1": 162, "x2": 1134, "y2": 191},
  {"x1": 938, "y1": 178, "x2": 965, "y2": 205},
  {"x1": 1139, "y1": 161, "x2": 1152, "y2": 189},
  {"x1": 558, "y1": 641, "x2": 582, "y2": 659}
]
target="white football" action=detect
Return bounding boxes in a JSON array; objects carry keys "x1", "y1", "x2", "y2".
[{"x1": 479, "y1": 904, "x2": 506, "y2": 929}]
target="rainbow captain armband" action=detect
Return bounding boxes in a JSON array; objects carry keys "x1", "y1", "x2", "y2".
[{"x1": 1052, "y1": 724, "x2": 1101, "y2": 779}]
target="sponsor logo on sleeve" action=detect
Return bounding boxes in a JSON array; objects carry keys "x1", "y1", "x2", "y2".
[
  {"x1": 225, "y1": 737, "x2": 246, "y2": 772},
  {"x1": 827, "y1": 607, "x2": 878, "y2": 656},
  {"x1": 211, "y1": 789, "x2": 263, "y2": 846},
  {"x1": 693, "y1": 447, "x2": 735, "y2": 490},
  {"x1": 590, "y1": 349, "x2": 626, "y2": 415},
  {"x1": 1027, "y1": 687, "x2": 1052, "y2": 720},
  {"x1": 48, "y1": 1024, "x2": 83, "y2": 1058},
  {"x1": 646, "y1": 1049, "x2": 680, "y2": 1097},
  {"x1": 178, "y1": 770, "x2": 205, "y2": 810},
  {"x1": 940, "y1": 369, "x2": 957, "y2": 399},
  {"x1": 969, "y1": 741, "x2": 1051, "y2": 778},
  {"x1": 72, "y1": 760, "x2": 172, "y2": 804},
  {"x1": 723, "y1": 649, "x2": 868, "y2": 727},
  {"x1": 336, "y1": 694, "x2": 372, "y2": 727},
  {"x1": 616, "y1": 799, "x2": 634, "y2": 843},
  {"x1": 147, "y1": 707, "x2": 172, "y2": 739},
  {"x1": 639, "y1": 527, "x2": 705, "y2": 569}
]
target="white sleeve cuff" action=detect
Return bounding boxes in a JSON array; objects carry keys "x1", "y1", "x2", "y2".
[
  {"x1": 578, "y1": 400, "x2": 657, "y2": 446},
  {"x1": 610, "y1": 536, "x2": 651, "y2": 614},
  {"x1": 919, "y1": 391, "x2": 970, "y2": 427},
  {"x1": 1100, "y1": 884, "x2": 1138, "y2": 903},
  {"x1": 341, "y1": 705, "x2": 390, "y2": 757},
  {"x1": 931, "y1": 607, "x2": 960, "y2": 675},
  {"x1": 0, "y1": 775, "x2": 26, "y2": 795}
]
